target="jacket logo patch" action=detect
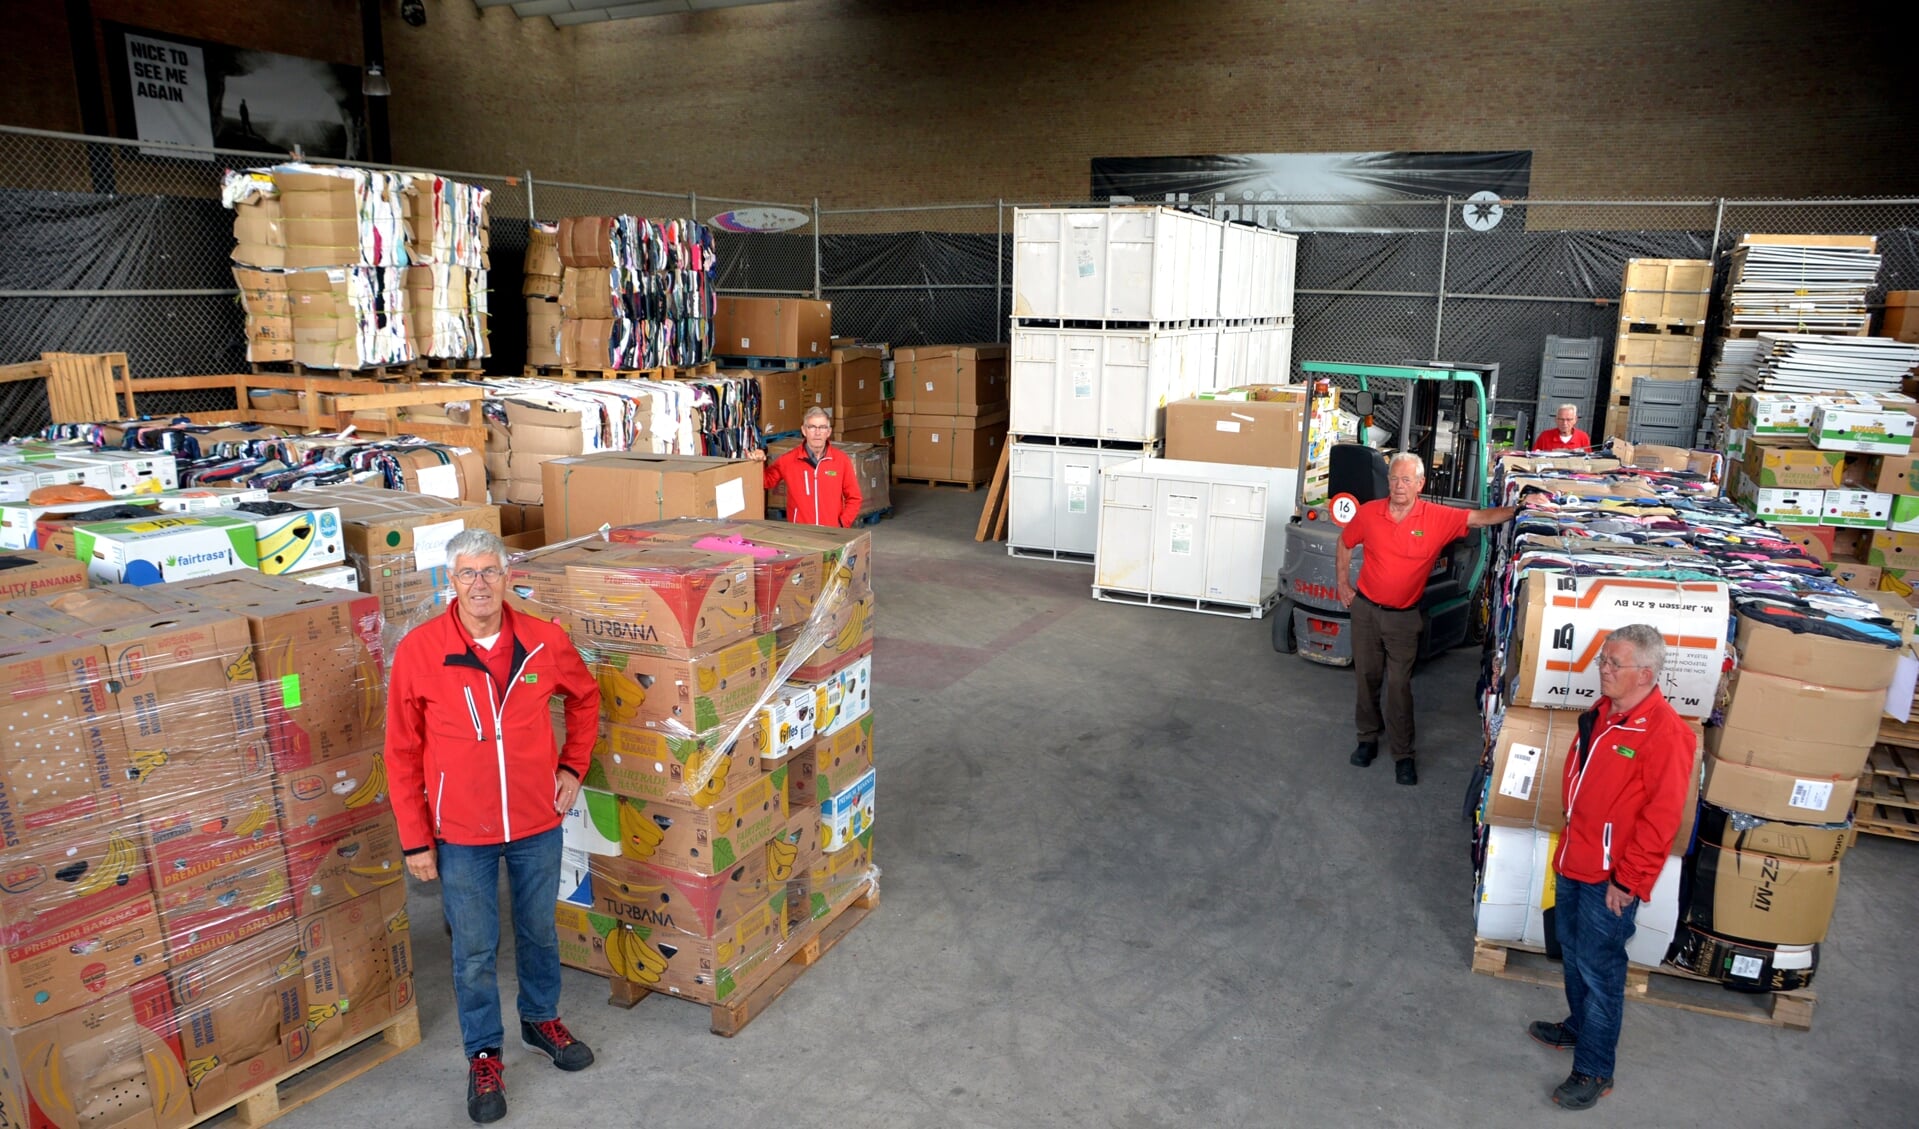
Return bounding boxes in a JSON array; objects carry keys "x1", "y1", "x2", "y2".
[
  {"x1": 524, "y1": 672, "x2": 538, "y2": 683},
  {"x1": 824, "y1": 470, "x2": 838, "y2": 476},
  {"x1": 1615, "y1": 745, "x2": 1635, "y2": 759},
  {"x1": 1410, "y1": 530, "x2": 1425, "y2": 537}
]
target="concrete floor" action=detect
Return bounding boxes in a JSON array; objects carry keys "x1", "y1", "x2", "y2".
[{"x1": 284, "y1": 485, "x2": 1919, "y2": 1128}]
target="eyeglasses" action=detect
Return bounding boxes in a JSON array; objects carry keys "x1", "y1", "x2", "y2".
[
  {"x1": 1595, "y1": 655, "x2": 1642, "y2": 672},
  {"x1": 802, "y1": 423, "x2": 832, "y2": 432},
  {"x1": 453, "y1": 567, "x2": 506, "y2": 584}
]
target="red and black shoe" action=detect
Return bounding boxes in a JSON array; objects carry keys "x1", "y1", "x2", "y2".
[
  {"x1": 521, "y1": 1018, "x2": 595, "y2": 1071},
  {"x1": 467, "y1": 1049, "x2": 506, "y2": 1124}
]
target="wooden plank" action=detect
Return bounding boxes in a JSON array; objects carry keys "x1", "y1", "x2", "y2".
[
  {"x1": 1867, "y1": 744, "x2": 1919, "y2": 779},
  {"x1": 0, "y1": 360, "x2": 52, "y2": 385},
  {"x1": 211, "y1": 1004, "x2": 420, "y2": 1129},
  {"x1": 332, "y1": 389, "x2": 486, "y2": 411},
  {"x1": 1856, "y1": 773, "x2": 1919, "y2": 811},
  {"x1": 973, "y1": 441, "x2": 1011, "y2": 542},
  {"x1": 1738, "y1": 233, "x2": 1878, "y2": 249},
  {"x1": 1471, "y1": 940, "x2": 1815, "y2": 1030}
]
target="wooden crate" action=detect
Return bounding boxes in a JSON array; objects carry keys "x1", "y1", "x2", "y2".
[
  {"x1": 1472, "y1": 940, "x2": 1815, "y2": 1030},
  {"x1": 1614, "y1": 332, "x2": 1704, "y2": 370},
  {"x1": 1620, "y1": 259, "x2": 1712, "y2": 324},
  {"x1": 0, "y1": 351, "x2": 130, "y2": 424},
  {"x1": 119, "y1": 372, "x2": 489, "y2": 449},
  {"x1": 1601, "y1": 402, "x2": 1631, "y2": 441}
]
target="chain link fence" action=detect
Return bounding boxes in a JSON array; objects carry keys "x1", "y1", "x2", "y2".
[{"x1": 5, "y1": 121, "x2": 1918, "y2": 439}]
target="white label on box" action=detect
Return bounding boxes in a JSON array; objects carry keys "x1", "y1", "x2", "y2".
[
  {"x1": 1215, "y1": 421, "x2": 1242, "y2": 433},
  {"x1": 740, "y1": 337, "x2": 750, "y2": 349},
  {"x1": 1730, "y1": 954, "x2": 1764, "y2": 979},
  {"x1": 1067, "y1": 483, "x2": 1088, "y2": 513},
  {"x1": 1498, "y1": 743, "x2": 1542, "y2": 801},
  {"x1": 715, "y1": 477, "x2": 745, "y2": 519},
  {"x1": 413, "y1": 518, "x2": 464, "y2": 571},
  {"x1": 1167, "y1": 493, "x2": 1199, "y2": 519},
  {"x1": 1073, "y1": 367, "x2": 1094, "y2": 399},
  {"x1": 924, "y1": 381, "x2": 935, "y2": 392},
  {"x1": 778, "y1": 398, "x2": 788, "y2": 410},
  {"x1": 1063, "y1": 465, "x2": 1093, "y2": 486},
  {"x1": 1169, "y1": 521, "x2": 1194, "y2": 555},
  {"x1": 931, "y1": 434, "x2": 941, "y2": 443},
  {"x1": 1788, "y1": 779, "x2": 1833, "y2": 811},
  {"x1": 416, "y1": 462, "x2": 461, "y2": 499}
]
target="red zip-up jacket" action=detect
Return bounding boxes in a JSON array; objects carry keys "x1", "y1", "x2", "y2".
[
  {"x1": 1553, "y1": 686, "x2": 1695, "y2": 901},
  {"x1": 385, "y1": 603, "x2": 599, "y2": 852},
  {"x1": 765, "y1": 442, "x2": 862, "y2": 527}
]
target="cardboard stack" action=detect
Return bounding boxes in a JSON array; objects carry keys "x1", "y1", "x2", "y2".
[
  {"x1": 1474, "y1": 444, "x2": 1904, "y2": 994},
  {"x1": 504, "y1": 520, "x2": 877, "y2": 1006},
  {"x1": 554, "y1": 216, "x2": 715, "y2": 371},
  {"x1": 281, "y1": 485, "x2": 501, "y2": 639},
  {"x1": 713, "y1": 297, "x2": 833, "y2": 363},
  {"x1": 888, "y1": 344, "x2": 1007, "y2": 486},
  {"x1": 1163, "y1": 384, "x2": 1307, "y2": 470},
  {"x1": 539, "y1": 452, "x2": 764, "y2": 543},
  {"x1": 1721, "y1": 235, "x2": 1880, "y2": 338},
  {"x1": 525, "y1": 222, "x2": 565, "y2": 367},
  {"x1": 0, "y1": 575, "x2": 410, "y2": 1122}
]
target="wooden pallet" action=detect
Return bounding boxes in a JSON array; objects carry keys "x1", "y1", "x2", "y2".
[
  {"x1": 1853, "y1": 800, "x2": 1919, "y2": 842},
  {"x1": 605, "y1": 881, "x2": 879, "y2": 1036},
  {"x1": 1471, "y1": 940, "x2": 1815, "y2": 1030},
  {"x1": 1721, "y1": 324, "x2": 1872, "y2": 339},
  {"x1": 192, "y1": 1004, "x2": 421, "y2": 1128},
  {"x1": 250, "y1": 360, "x2": 417, "y2": 380},
  {"x1": 1866, "y1": 743, "x2": 1919, "y2": 779},
  {"x1": 895, "y1": 475, "x2": 983, "y2": 490},
  {"x1": 0, "y1": 352, "x2": 130, "y2": 423},
  {"x1": 1616, "y1": 319, "x2": 1707, "y2": 336},
  {"x1": 117, "y1": 372, "x2": 489, "y2": 448},
  {"x1": 711, "y1": 355, "x2": 811, "y2": 371}
]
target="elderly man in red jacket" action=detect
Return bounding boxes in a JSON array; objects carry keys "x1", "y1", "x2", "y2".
[
  {"x1": 748, "y1": 405, "x2": 862, "y2": 527},
  {"x1": 387, "y1": 528, "x2": 601, "y2": 1124},
  {"x1": 1527, "y1": 623, "x2": 1694, "y2": 1112}
]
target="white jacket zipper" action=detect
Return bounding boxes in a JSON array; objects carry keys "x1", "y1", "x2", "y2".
[
  {"x1": 434, "y1": 773, "x2": 446, "y2": 831},
  {"x1": 463, "y1": 687, "x2": 484, "y2": 739},
  {"x1": 1602, "y1": 822, "x2": 1613, "y2": 872},
  {"x1": 484, "y1": 642, "x2": 545, "y2": 842}
]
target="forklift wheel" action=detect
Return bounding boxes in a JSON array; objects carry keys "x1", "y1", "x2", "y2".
[{"x1": 1271, "y1": 598, "x2": 1297, "y2": 654}]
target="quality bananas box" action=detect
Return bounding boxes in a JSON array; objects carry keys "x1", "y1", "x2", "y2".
[
  {"x1": 596, "y1": 765, "x2": 787, "y2": 876},
  {"x1": 780, "y1": 590, "x2": 875, "y2": 682},
  {"x1": 167, "y1": 922, "x2": 312, "y2": 1116},
  {"x1": 0, "y1": 972, "x2": 194, "y2": 1129},
  {"x1": 155, "y1": 848, "x2": 294, "y2": 963},
  {"x1": 283, "y1": 814, "x2": 404, "y2": 918},
  {"x1": 589, "y1": 847, "x2": 769, "y2": 940},
  {"x1": 590, "y1": 630, "x2": 776, "y2": 735},
  {"x1": 608, "y1": 518, "x2": 872, "y2": 630},
  {"x1": 0, "y1": 549, "x2": 86, "y2": 604},
  {"x1": 0, "y1": 890, "x2": 169, "y2": 1028},
  {"x1": 231, "y1": 505, "x2": 347, "y2": 576},
  {"x1": 789, "y1": 714, "x2": 874, "y2": 807},
  {"x1": 589, "y1": 724, "x2": 760, "y2": 808},
  {"x1": 555, "y1": 894, "x2": 782, "y2": 1005},
  {"x1": 274, "y1": 744, "x2": 393, "y2": 848},
  {"x1": 298, "y1": 881, "x2": 413, "y2": 1053},
  {"x1": 171, "y1": 573, "x2": 386, "y2": 765}
]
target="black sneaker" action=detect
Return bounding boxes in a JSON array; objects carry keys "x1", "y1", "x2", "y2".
[
  {"x1": 521, "y1": 1018, "x2": 595, "y2": 1071},
  {"x1": 1395, "y1": 758, "x2": 1418, "y2": 786},
  {"x1": 1349, "y1": 741, "x2": 1378, "y2": 767},
  {"x1": 467, "y1": 1050, "x2": 506, "y2": 1124},
  {"x1": 1551, "y1": 1072, "x2": 1612, "y2": 1111},
  {"x1": 1527, "y1": 1020, "x2": 1577, "y2": 1051}
]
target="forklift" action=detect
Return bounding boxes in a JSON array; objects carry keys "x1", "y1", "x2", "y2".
[{"x1": 1272, "y1": 361, "x2": 1496, "y2": 665}]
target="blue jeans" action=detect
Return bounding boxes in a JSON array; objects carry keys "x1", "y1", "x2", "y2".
[
  {"x1": 439, "y1": 826, "x2": 564, "y2": 1058},
  {"x1": 1555, "y1": 873, "x2": 1639, "y2": 1079}
]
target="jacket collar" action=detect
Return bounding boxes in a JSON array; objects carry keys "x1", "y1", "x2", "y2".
[
  {"x1": 441, "y1": 602, "x2": 529, "y2": 685},
  {"x1": 802, "y1": 441, "x2": 832, "y2": 468},
  {"x1": 1596, "y1": 685, "x2": 1666, "y2": 729}
]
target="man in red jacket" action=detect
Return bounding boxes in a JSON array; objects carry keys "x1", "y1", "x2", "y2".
[
  {"x1": 1527, "y1": 623, "x2": 1694, "y2": 1111},
  {"x1": 387, "y1": 529, "x2": 601, "y2": 1124},
  {"x1": 748, "y1": 406, "x2": 862, "y2": 527}
]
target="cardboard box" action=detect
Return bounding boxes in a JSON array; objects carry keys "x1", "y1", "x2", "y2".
[
  {"x1": 154, "y1": 850, "x2": 294, "y2": 963},
  {"x1": 72, "y1": 514, "x2": 259, "y2": 585},
  {"x1": 800, "y1": 824, "x2": 875, "y2": 919},
  {"x1": 780, "y1": 590, "x2": 875, "y2": 682},
  {"x1": 273, "y1": 744, "x2": 392, "y2": 848},
  {"x1": 523, "y1": 225, "x2": 563, "y2": 295},
  {"x1": 894, "y1": 344, "x2": 1008, "y2": 416},
  {"x1": 0, "y1": 888, "x2": 169, "y2": 1028},
  {"x1": 559, "y1": 266, "x2": 614, "y2": 320},
  {"x1": 293, "y1": 563, "x2": 360, "y2": 591},
  {"x1": 0, "y1": 637, "x2": 127, "y2": 836},
  {"x1": 282, "y1": 816, "x2": 404, "y2": 918},
  {"x1": 1775, "y1": 524, "x2": 1835, "y2": 562},
  {"x1": 751, "y1": 367, "x2": 808, "y2": 434},
  {"x1": 1695, "y1": 803, "x2": 1851, "y2": 864},
  {"x1": 168, "y1": 923, "x2": 311, "y2": 1116},
  {"x1": 1865, "y1": 528, "x2": 1919, "y2": 569},
  {"x1": 0, "y1": 798, "x2": 152, "y2": 945},
  {"x1": 713, "y1": 296, "x2": 832, "y2": 359},
  {"x1": 1729, "y1": 392, "x2": 1818, "y2": 437},
  {"x1": 556, "y1": 215, "x2": 616, "y2": 268},
  {"x1": 136, "y1": 768, "x2": 283, "y2": 896},
  {"x1": 1702, "y1": 753, "x2": 1856, "y2": 823},
  {"x1": 810, "y1": 653, "x2": 872, "y2": 739},
  {"x1": 543, "y1": 452, "x2": 765, "y2": 541},
  {"x1": 0, "y1": 549, "x2": 86, "y2": 602},
  {"x1": 756, "y1": 683, "x2": 818, "y2": 762},
  {"x1": 830, "y1": 347, "x2": 886, "y2": 413},
  {"x1": 1683, "y1": 840, "x2": 1840, "y2": 945},
  {"x1": 82, "y1": 602, "x2": 268, "y2": 752},
  {"x1": 847, "y1": 442, "x2": 891, "y2": 515},
  {"x1": 297, "y1": 882, "x2": 413, "y2": 1052},
  {"x1": 820, "y1": 765, "x2": 876, "y2": 853},
  {"x1": 789, "y1": 712, "x2": 875, "y2": 808},
  {"x1": 600, "y1": 766, "x2": 787, "y2": 875},
  {"x1": 1732, "y1": 474, "x2": 1823, "y2": 524},
  {"x1": 1666, "y1": 924, "x2": 1817, "y2": 991},
  {"x1": 1889, "y1": 494, "x2": 1919, "y2": 533},
  {"x1": 231, "y1": 505, "x2": 347, "y2": 576},
  {"x1": 1743, "y1": 440, "x2": 1843, "y2": 489},
  {"x1": 528, "y1": 296, "x2": 563, "y2": 365},
  {"x1": 1506, "y1": 572, "x2": 1729, "y2": 717},
  {"x1": 1809, "y1": 404, "x2": 1915, "y2": 455},
  {"x1": 592, "y1": 631, "x2": 776, "y2": 735},
  {"x1": 559, "y1": 544, "x2": 758, "y2": 654},
  {"x1": 1164, "y1": 395, "x2": 1303, "y2": 469},
  {"x1": 606, "y1": 518, "x2": 872, "y2": 632},
  {"x1": 1483, "y1": 706, "x2": 1699, "y2": 848},
  {"x1": 558, "y1": 318, "x2": 615, "y2": 369},
  {"x1": 1710, "y1": 679, "x2": 1877, "y2": 779},
  {"x1": 555, "y1": 895, "x2": 782, "y2": 1004},
  {"x1": 1820, "y1": 488, "x2": 1891, "y2": 528},
  {"x1": 1734, "y1": 610, "x2": 1900, "y2": 690},
  {"x1": 589, "y1": 848, "x2": 769, "y2": 940},
  {"x1": 1883, "y1": 290, "x2": 1919, "y2": 343},
  {"x1": 893, "y1": 409, "x2": 1008, "y2": 484},
  {"x1": 0, "y1": 974, "x2": 193, "y2": 1127}
]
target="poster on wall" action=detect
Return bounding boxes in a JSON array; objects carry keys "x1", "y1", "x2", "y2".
[
  {"x1": 106, "y1": 22, "x2": 365, "y2": 159},
  {"x1": 1091, "y1": 152, "x2": 1532, "y2": 231}
]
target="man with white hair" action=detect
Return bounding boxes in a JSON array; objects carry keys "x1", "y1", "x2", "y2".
[
  {"x1": 1337, "y1": 451, "x2": 1516, "y2": 785},
  {"x1": 1528, "y1": 624, "x2": 1694, "y2": 1111},
  {"x1": 1534, "y1": 404, "x2": 1592, "y2": 452},
  {"x1": 386, "y1": 528, "x2": 601, "y2": 1124},
  {"x1": 747, "y1": 405, "x2": 862, "y2": 527}
]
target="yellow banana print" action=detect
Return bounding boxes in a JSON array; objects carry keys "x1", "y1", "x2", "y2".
[
  {"x1": 306, "y1": 1001, "x2": 340, "y2": 1032},
  {"x1": 388, "y1": 908, "x2": 411, "y2": 934},
  {"x1": 767, "y1": 837, "x2": 799, "y2": 881},
  {"x1": 696, "y1": 665, "x2": 718, "y2": 693},
  {"x1": 342, "y1": 757, "x2": 389, "y2": 809},
  {"x1": 618, "y1": 802, "x2": 665, "y2": 860},
  {"x1": 691, "y1": 753, "x2": 730, "y2": 807},
  {"x1": 248, "y1": 867, "x2": 288, "y2": 911},
  {"x1": 226, "y1": 648, "x2": 257, "y2": 683},
  {"x1": 604, "y1": 928, "x2": 668, "y2": 985},
  {"x1": 128, "y1": 748, "x2": 169, "y2": 782},
  {"x1": 187, "y1": 1055, "x2": 221, "y2": 1088},
  {"x1": 71, "y1": 833, "x2": 136, "y2": 897},
  {"x1": 256, "y1": 518, "x2": 312, "y2": 570},
  {"x1": 231, "y1": 800, "x2": 272, "y2": 838},
  {"x1": 274, "y1": 947, "x2": 305, "y2": 979}
]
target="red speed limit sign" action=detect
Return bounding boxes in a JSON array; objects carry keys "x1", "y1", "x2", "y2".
[{"x1": 1328, "y1": 493, "x2": 1360, "y2": 525}]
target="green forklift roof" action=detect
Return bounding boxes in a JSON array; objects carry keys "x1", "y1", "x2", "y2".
[{"x1": 1299, "y1": 361, "x2": 1482, "y2": 383}]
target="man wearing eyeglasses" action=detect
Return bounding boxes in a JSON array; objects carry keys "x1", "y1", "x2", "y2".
[
  {"x1": 385, "y1": 529, "x2": 601, "y2": 1124},
  {"x1": 1338, "y1": 451, "x2": 1517, "y2": 786},
  {"x1": 1528, "y1": 624, "x2": 1694, "y2": 1112},
  {"x1": 746, "y1": 405, "x2": 862, "y2": 527}
]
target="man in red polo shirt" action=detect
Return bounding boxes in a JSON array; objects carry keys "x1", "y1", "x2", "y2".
[
  {"x1": 1337, "y1": 451, "x2": 1517, "y2": 785},
  {"x1": 1534, "y1": 404, "x2": 1592, "y2": 452}
]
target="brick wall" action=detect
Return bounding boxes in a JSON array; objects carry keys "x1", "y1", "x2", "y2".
[{"x1": 6, "y1": 0, "x2": 1912, "y2": 206}]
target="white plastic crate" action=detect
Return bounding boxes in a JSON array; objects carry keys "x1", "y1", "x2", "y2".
[
  {"x1": 1218, "y1": 224, "x2": 1299, "y2": 321},
  {"x1": 1012, "y1": 206, "x2": 1223, "y2": 323},
  {"x1": 1007, "y1": 442, "x2": 1148, "y2": 559},
  {"x1": 1093, "y1": 457, "x2": 1297, "y2": 609},
  {"x1": 1010, "y1": 326, "x2": 1218, "y2": 442},
  {"x1": 1214, "y1": 324, "x2": 1296, "y2": 389}
]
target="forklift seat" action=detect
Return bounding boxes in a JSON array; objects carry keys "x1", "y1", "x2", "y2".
[{"x1": 1329, "y1": 443, "x2": 1388, "y2": 503}]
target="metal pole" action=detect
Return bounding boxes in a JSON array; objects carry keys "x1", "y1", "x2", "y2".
[
  {"x1": 689, "y1": 191, "x2": 698, "y2": 222},
  {"x1": 525, "y1": 170, "x2": 536, "y2": 222},
  {"x1": 1433, "y1": 195, "x2": 1453, "y2": 361},
  {"x1": 996, "y1": 199, "x2": 1004, "y2": 340},
  {"x1": 812, "y1": 198, "x2": 822, "y2": 300},
  {"x1": 1709, "y1": 196, "x2": 1726, "y2": 261}
]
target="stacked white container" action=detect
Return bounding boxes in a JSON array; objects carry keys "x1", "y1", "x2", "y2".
[{"x1": 1006, "y1": 206, "x2": 1298, "y2": 565}]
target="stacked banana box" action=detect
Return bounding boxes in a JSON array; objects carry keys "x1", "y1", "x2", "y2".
[
  {"x1": 513, "y1": 519, "x2": 878, "y2": 1005},
  {"x1": 0, "y1": 573, "x2": 410, "y2": 1124}
]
